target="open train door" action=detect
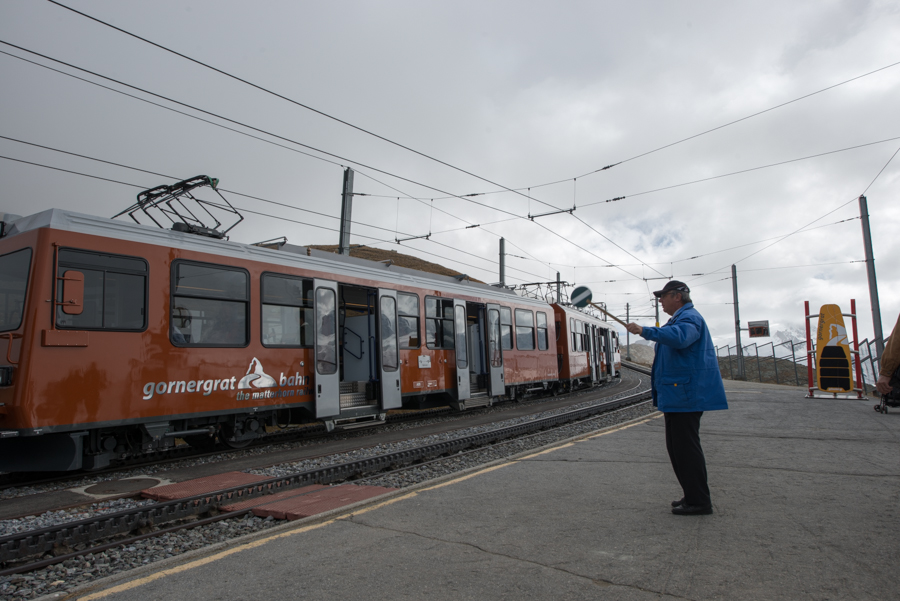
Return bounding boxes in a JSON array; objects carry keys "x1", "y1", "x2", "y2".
[
  {"x1": 378, "y1": 289, "x2": 402, "y2": 410},
  {"x1": 314, "y1": 279, "x2": 340, "y2": 418},
  {"x1": 486, "y1": 303, "x2": 504, "y2": 397},
  {"x1": 453, "y1": 299, "x2": 471, "y2": 403}
]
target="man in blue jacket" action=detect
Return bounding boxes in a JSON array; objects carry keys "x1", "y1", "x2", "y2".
[{"x1": 626, "y1": 281, "x2": 728, "y2": 515}]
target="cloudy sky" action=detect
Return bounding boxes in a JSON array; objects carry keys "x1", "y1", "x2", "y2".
[{"x1": 2, "y1": 0, "x2": 898, "y2": 351}]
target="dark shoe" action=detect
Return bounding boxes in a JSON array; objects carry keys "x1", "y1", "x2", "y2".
[
  {"x1": 671, "y1": 498, "x2": 685, "y2": 508},
  {"x1": 672, "y1": 504, "x2": 713, "y2": 515}
]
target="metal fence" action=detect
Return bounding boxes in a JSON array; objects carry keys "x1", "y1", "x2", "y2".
[
  {"x1": 715, "y1": 340, "x2": 805, "y2": 386},
  {"x1": 716, "y1": 337, "x2": 883, "y2": 390}
]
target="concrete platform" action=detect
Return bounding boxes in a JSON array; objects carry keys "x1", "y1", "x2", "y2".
[{"x1": 71, "y1": 381, "x2": 900, "y2": 600}]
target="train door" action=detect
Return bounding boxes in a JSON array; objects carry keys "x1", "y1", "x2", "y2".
[
  {"x1": 453, "y1": 299, "x2": 470, "y2": 402},
  {"x1": 610, "y1": 332, "x2": 620, "y2": 377},
  {"x1": 599, "y1": 330, "x2": 609, "y2": 380},
  {"x1": 314, "y1": 279, "x2": 340, "y2": 418},
  {"x1": 486, "y1": 303, "x2": 504, "y2": 396},
  {"x1": 589, "y1": 326, "x2": 600, "y2": 385},
  {"x1": 338, "y1": 285, "x2": 376, "y2": 412},
  {"x1": 467, "y1": 303, "x2": 490, "y2": 399},
  {"x1": 378, "y1": 289, "x2": 402, "y2": 410}
]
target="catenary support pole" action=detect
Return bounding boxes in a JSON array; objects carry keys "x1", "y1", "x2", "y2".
[
  {"x1": 732, "y1": 264, "x2": 745, "y2": 380},
  {"x1": 655, "y1": 297, "x2": 660, "y2": 327},
  {"x1": 499, "y1": 238, "x2": 505, "y2": 287},
  {"x1": 626, "y1": 303, "x2": 631, "y2": 360},
  {"x1": 850, "y1": 298, "x2": 865, "y2": 398},
  {"x1": 858, "y1": 195, "x2": 884, "y2": 360},
  {"x1": 338, "y1": 168, "x2": 354, "y2": 255},
  {"x1": 805, "y1": 300, "x2": 815, "y2": 397},
  {"x1": 556, "y1": 272, "x2": 561, "y2": 303}
]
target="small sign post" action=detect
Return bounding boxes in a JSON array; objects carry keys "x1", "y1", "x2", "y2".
[
  {"x1": 571, "y1": 286, "x2": 629, "y2": 328},
  {"x1": 748, "y1": 320, "x2": 770, "y2": 338}
]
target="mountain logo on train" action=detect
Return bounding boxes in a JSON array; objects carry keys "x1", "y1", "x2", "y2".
[{"x1": 141, "y1": 357, "x2": 310, "y2": 401}]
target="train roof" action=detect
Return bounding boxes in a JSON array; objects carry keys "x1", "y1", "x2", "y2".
[{"x1": 3, "y1": 208, "x2": 542, "y2": 306}]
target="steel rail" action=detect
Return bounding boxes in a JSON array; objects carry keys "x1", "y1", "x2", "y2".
[{"x1": 0, "y1": 380, "x2": 649, "y2": 565}]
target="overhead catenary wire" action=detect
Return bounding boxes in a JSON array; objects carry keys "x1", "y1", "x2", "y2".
[
  {"x1": 578, "y1": 136, "x2": 900, "y2": 209},
  {"x1": 8, "y1": 34, "x2": 888, "y2": 287},
  {"x1": 433, "y1": 58, "x2": 900, "y2": 196},
  {"x1": 690, "y1": 142, "x2": 900, "y2": 284},
  {"x1": 0, "y1": 151, "x2": 550, "y2": 282},
  {"x1": 0, "y1": 41, "x2": 654, "y2": 282},
  {"x1": 45, "y1": 0, "x2": 572, "y2": 215}
]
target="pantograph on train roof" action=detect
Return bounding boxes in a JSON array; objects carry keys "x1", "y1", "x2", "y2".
[{"x1": 113, "y1": 175, "x2": 243, "y2": 239}]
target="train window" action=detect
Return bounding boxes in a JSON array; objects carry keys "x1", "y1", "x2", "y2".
[
  {"x1": 398, "y1": 292, "x2": 420, "y2": 349},
  {"x1": 454, "y1": 305, "x2": 468, "y2": 368},
  {"x1": 570, "y1": 318, "x2": 576, "y2": 352},
  {"x1": 500, "y1": 306, "x2": 513, "y2": 350},
  {"x1": 515, "y1": 309, "x2": 535, "y2": 351},
  {"x1": 425, "y1": 296, "x2": 454, "y2": 349},
  {"x1": 380, "y1": 296, "x2": 399, "y2": 371},
  {"x1": 316, "y1": 287, "x2": 337, "y2": 374},
  {"x1": 573, "y1": 320, "x2": 584, "y2": 352},
  {"x1": 536, "y1": 311, "x2": 548, "y2": 351},
  {"x1": 488, "y1": 308, "x2": 502, "y2": 367},
  {"x1": 578, "y1": 321, "x2": 586, "y2": 352},
  {"x1": 0, "y1": 248, "x2": 31, "y2": 332},
  {"x1": 171, "y1": 261, "x2": 248, "y2": 346},
  {"x1": 261, "y1": 274, "x2": 313, "y2": 347},
  {"x1": 56, "y1": 249, "x2": 147, "y2": 331}
]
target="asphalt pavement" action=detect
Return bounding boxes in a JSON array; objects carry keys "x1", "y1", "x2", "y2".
[{"x1": 62, "y1": 380, "x2": 900, "y2": 601}]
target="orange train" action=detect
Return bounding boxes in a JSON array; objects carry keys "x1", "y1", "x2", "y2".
[{"x1": 0, "y1": 209, "x2": 620, "y2": 471}]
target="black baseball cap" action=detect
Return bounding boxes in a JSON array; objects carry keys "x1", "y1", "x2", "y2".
[{"x1": 653, "y1": 280, "x2": 690, "y2": 298}]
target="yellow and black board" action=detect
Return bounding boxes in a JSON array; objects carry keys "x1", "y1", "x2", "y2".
[{"x1": 816, "y1": 304, "x2": 853, "y2": 392}]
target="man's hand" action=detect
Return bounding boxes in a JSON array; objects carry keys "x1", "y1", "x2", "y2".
[
  {"x1": 876, "y1": 374, "x2": 893, "y2": 396},
  {"x1": 625, "y1": 322, "x2": 643, "y2": 336}
]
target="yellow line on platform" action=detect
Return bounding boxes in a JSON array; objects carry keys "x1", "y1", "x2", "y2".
[{"x1": 78, "y1": 520, "x2": 335, "y2": 600}]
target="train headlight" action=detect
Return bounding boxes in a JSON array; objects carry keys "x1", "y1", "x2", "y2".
[{"x1": 0, "y1": 366, "x2": 13, "y2": 386}]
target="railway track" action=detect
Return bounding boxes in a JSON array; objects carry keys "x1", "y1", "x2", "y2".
[
  {"x1": 0, "y1": 373, "x2": 638, "y2": 503},
  {"x1": 0, "y1": 406, "x2": 453, "y2": 494},
  {"x1": 0, "y1": 368, "x2": 652, "y2": 578}
]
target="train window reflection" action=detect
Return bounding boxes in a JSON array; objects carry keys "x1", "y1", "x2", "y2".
[
  {"x1": 0, "y1": 248, "x2": 32, "y2": 332},
  {"x1": 455, "y1": 305, "x2": 467, "y2": 367},
  {"x1": 56, "y1": 249, "x2": 147, "y2": 332},
  {"x1": 488, "y1": 308, "x2": 502, "y2": 368},
  {"x1": 398, "y1": 292, "x2": 420, "y2": 349},
  {"x1": 316, "y1": 288, "x2": 337, "y2": 374},
  {"x1": 262, "y1": 274, "x2": 313, "y2": 347},
  {"x1": 380, "y1": 296, "x2": 398, "y2": 371},
  {"x1": 171, "y1": 261, "x2": 247, "y2": 346},
  {"x1": 515, "y1": 309, "x2": 535, "y2": 351},
  {"x1": 425, "y1": 296, "x2": 454, "y2": 349},
  {"x1": 500, "y1": 306, "x2": 512, "y2": 350},
  {"x1": 537, "y1": 311, "x2": 549, "y2": 351}
]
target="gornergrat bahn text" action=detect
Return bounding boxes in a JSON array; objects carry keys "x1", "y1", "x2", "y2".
[{"x1": 0, "y1": 204, "x2": 621, "y2": 472}]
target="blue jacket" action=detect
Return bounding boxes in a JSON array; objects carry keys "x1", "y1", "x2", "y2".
[{"x1": 640, "y1": 303, "x2": 728, "y2": 413}]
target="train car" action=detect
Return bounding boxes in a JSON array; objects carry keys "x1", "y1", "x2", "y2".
[
  {"x1": 552, "y1": 303, "x2": 621, "y2": 391},
  {"x1": 0, "y1": 208, "x2": 560, "y2": 471}
]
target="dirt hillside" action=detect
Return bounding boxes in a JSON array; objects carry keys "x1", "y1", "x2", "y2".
[{"x1": 306, "y1": 245, "x2": 485, "y2": 283}]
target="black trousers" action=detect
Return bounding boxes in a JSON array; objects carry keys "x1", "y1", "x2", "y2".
[{"x1": 664, "y1": 411, "x2": 710, "y2": 507}]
